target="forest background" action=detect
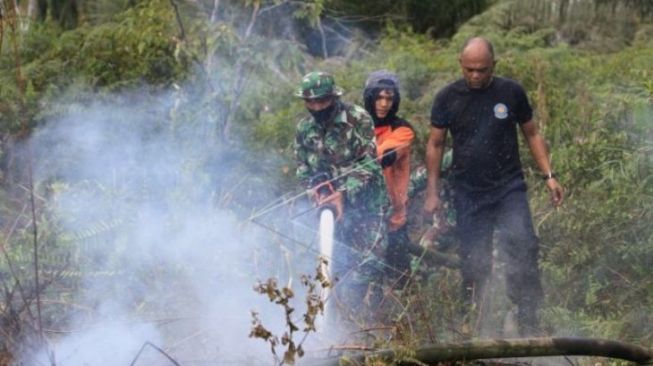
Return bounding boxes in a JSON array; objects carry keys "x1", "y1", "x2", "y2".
[{"x1": 0, "y1": 0, "x2": 652, "y2": 365}]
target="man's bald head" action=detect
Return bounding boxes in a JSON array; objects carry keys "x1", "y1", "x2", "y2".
[
  {"x1": 458, "y1": 37, "x2": 496, "y2": 89},
  {"x1": 460, "y1": 37, "x2": 495, "y2": 60}
]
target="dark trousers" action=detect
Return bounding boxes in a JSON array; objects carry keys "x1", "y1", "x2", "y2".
[{"x1": 454, "y1": 181, "x2": 543, "y2": 333}]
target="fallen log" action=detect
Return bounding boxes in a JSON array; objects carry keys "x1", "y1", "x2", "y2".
[{"x1": 305, "y1": 337, "x2": 653, "y2": 365}]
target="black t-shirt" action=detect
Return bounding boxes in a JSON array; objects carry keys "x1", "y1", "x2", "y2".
[{"x1": 431, "y1": 77, "x2": 533, "y2": 193}]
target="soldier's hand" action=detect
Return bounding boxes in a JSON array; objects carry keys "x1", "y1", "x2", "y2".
[
  {"x1": 547, "y1": 178, "x2": 564, "y2": 207},
  {"x1": 308, "y1": 187, "x2": 320, "y2": 206},
  {"x1": 317, "y1": 191, "x2": 344, "y2": 221}
]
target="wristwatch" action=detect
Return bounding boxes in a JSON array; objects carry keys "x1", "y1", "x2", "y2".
[{"x1": 542, "y1": 172, "x2": 557, "y2": 181}]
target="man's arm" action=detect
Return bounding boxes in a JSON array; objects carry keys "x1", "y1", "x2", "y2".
[
  {"x1": 423, "y1": 126, "x2": 447, "y2": 216},
  {"x1": 520, "y1": 120, "x2": 564, "y2": 207}
]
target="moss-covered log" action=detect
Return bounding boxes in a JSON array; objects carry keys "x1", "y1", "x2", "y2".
[{"x1": 306, "y1": 337, "x2": 653, "y2": 365}]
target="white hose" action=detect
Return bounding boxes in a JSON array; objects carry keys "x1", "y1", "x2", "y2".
[{"x1": 317, "y1": 208, "x2": 335, "y2": 331}]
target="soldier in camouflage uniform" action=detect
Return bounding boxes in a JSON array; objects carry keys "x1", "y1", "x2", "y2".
[{"x1": 293, "y1": 71, "x2": 388, "y2": 329}]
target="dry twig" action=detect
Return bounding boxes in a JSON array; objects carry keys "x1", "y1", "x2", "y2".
[{"x1": 129, "y1": 341, "x2": 181, "y2": 366}]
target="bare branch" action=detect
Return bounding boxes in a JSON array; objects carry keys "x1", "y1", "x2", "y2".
[
  {"x1": 169, "y1": 0, "x2": 186, "y2": 40},
  {"x1": 258, "y1": 0, "x2": 298, "y2": 16},
  {"x1": 321, "y1": 24, "x2": 351, "y2": 45},
  {"x1": 244, "y1": 1, "x2": 260, "y2": 39},
  {"x1": 28, "y1": 148, "x2": 43, "y2": 345},
  {"x1": 209, "y1": 0, "x2": 220, "y2": 22},
  {"x1": 221, "y1": 1, "x2": 260, "y2": 141},
  {"x1": 0, "y1": 3, "x2": 4, "y2": 55},
  {"x1": 316, "y1": 17, "x2": 328, "y2": 58},
  {"x1": 130, "y1": 341, "x2": 181, "y2": 366}
]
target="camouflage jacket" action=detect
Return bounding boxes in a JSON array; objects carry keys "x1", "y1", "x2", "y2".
[{"x1": 294, "y1": 100, "x2": 386, "y2": 209}]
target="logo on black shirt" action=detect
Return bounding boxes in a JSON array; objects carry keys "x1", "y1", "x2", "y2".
[{"x1": 493, "y1": 103, "x2": 508, "y2": 119}]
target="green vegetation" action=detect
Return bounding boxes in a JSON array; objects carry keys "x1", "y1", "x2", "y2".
[{"x1": 0, "y1": 0, "x2": 651, "y2": 363}]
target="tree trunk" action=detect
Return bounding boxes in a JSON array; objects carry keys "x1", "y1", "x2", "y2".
[{"x1": 26, "y1": 0, "x2": 38, "y2": 19}]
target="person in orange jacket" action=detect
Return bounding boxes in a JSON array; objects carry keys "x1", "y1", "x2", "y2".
[{"x1": 364, "y1": 70, "x2": 415, "y2": 286}]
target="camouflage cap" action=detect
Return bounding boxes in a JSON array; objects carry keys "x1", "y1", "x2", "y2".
[{"x1": 294, "y1": 71, "x2": 344, "y2": 99}]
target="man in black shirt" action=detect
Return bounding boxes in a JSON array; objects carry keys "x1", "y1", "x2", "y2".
[{"x1": 423, "y1": 37, "x2": 564, "y2": 336}]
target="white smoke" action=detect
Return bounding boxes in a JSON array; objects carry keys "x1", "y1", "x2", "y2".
[{"x1": 22, "y1": 88, "x2": 320, "y2": 365}]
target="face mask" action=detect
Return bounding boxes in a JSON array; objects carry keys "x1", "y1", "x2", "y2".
[{"x1": 309, "y1": 102, "x2": 337, "y2": 123}]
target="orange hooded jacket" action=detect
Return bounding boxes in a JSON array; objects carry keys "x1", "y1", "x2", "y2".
[{"x1": 375, "y1": 123, "x2": 414, "y2": 232}]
